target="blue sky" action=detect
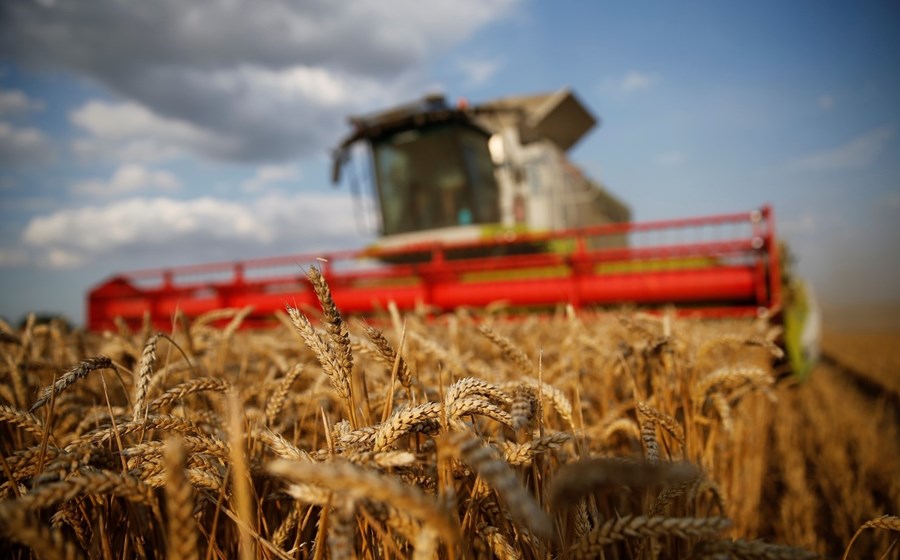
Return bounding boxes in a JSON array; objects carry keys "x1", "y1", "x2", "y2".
[{"x1": 1, "y1": 0, "x2": 898, "y2": 325}]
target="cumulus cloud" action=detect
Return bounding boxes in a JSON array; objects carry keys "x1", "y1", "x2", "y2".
[
  {"x1": 0, "y1": 121, "x2": 52, "y2": 166},
  {"x1": 0, "y1": 87, "x2": 43, "y2": 115},
  {"x1": 71, "y1": 164, "x2": 181, "y2": 196},
  {"x1": 69, "y1": 100, "x2": 230, "y2": 162},
  {"x1": 818, "y1": 94, "x2": 835, "y2": 110},
  {"x1": 2, "y1": 0, "x2": 518, "y2": 162},
  {"x1": 241, "y1": 164, "x2": 300, "y2": 193},
  {"x1": 21, "y1": 193, "x2": 371, "y2": 268},
  {"x1": 789, "y1": 125, "x2": 895, "y2": 171},
  {"x1": 458, "y1": 57, "x2": 501, "y2": 87}
]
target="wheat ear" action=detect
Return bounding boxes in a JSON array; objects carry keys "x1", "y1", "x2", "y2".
[
  {"x1": 842, "y1": 514, "x2": 900, "y2": 560},
  {"x1": 695, "y1": 538, "x2": 819, "y2": 559},
  {"x1": 307, "y1": 266, "x2": 354, "y2": 391},
  {"x1": 30, "y1": 356, "x2": 113, "y2": 412},
  {"x1": 571, "y1": 515, "x2": 731, "y2": 558},
  {"x1": 363, "y1": 324, "x2": 411, "y2": 388},
  {"x1": 133, "y1": 333, "x2": 161, "y2": 421},
  {"x1": 266, "y1": 364, "x2": 304, "y2": 425},
  {"x1": 150, "y1": 377, "x2": 231, "y2": 411},
  {"x1": 0, "y1": 404, "x2": 51, "y2": 441},
  {"x1": 286, "y1": 306, "x2": 352, "y2": 401},
  {"x1": 449, "y1": 429, "x2": 554, "y2": 540},
  {"x1": 478, "y1": 324, "x2": 534, "y2": 375},
  {"x1": 268, "y1": 458, "x2": 457, "y2": 546},
  {"x1": 549, "y1": 458, "x2": 699, "y2": 510}
]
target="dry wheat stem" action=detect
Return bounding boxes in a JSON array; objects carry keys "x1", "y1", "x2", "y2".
[
  {"x1": 164, "y1": 438, "x2": 199, "y2": 560},
  {"x1": 226, "y1": 390, "x2": 256, "y2": 560}
]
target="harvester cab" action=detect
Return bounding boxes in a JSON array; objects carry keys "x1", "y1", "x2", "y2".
[{"x1": 331, "y1": 88, "x2": 630, "y2": 253}]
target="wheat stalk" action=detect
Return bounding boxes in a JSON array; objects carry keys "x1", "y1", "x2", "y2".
[{"x1": 164, "y1": 438, "x2": 199, "y2": 560}]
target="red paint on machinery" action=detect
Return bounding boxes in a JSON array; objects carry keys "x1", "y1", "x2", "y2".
[{"x1": 87, "y1": 206, "x2": 781, "y2": 331}]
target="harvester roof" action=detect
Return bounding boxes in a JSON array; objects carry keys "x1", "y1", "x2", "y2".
[{"x1": 335, "y1": 87, "x2": 597, "y2": 153}]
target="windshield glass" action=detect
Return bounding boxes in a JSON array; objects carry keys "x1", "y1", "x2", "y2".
[{"x1": 373, "y1": 123, "x2": 500, "y2": 235}]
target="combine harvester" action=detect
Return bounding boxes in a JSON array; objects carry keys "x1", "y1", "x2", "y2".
[{"x1": 87, "y1": 89, "x2": 816, "y2": 372}]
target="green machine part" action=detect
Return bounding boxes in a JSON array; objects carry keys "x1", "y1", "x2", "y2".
[{"x1": 783, "y1": 278, "x2": 821, "y2": 380}]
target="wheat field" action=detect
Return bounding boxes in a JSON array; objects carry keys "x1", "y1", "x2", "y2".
[{"x1": 0, "y1": 267, "x2": 896, "y2": 559}]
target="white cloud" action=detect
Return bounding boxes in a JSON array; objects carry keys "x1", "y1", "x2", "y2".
[
  {"x1": 0, "y1": 121, "x2": 52, "y2": 166},
  {"x1": 71, "y1": 164, "x2": 181, "y2": 196},
  {"x1": 619, "y1": 71, "x2": 659, "y2": 93},
  {"x1": 21, "y1": 193, "x2": 370, "y2": 268},
  {"x1": 789, "y1": 125, "x2": 895, "y2": 171},
  {"x1": 599, "y1": 71, "x2": 660, "y2": 97},
  {"x1": 818, "y1": 94, "x2": 835, "y2": 110},
  {"x1": 0, "y1": 88, "x2": 43, "y2": 115},
  {"x1": 654, "y1": 151, "x2": 686, "y2": 166},
  {"x1": 241, "y1": 164, "x2": 300, "y2": 193},
  {"x1": 5, "y1": 0, "x2": 519, "y2": 163},
  {"x1": 458, "y1": 58, "x2": 501, "y2": 87},
  {"x1": 70, "y1": 100, "x2": 228, "y2": 162},
  {"x1": 45, "y1": 249, "x2": 83, "y2": 268}
]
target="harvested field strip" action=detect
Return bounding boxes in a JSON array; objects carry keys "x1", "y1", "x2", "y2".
[
  {"x1": 760, "y1": 361, "x2": 900, "y2": 558},
  {"x1": 821, "y1": 331, "x2": 900, "y2": 397}
]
